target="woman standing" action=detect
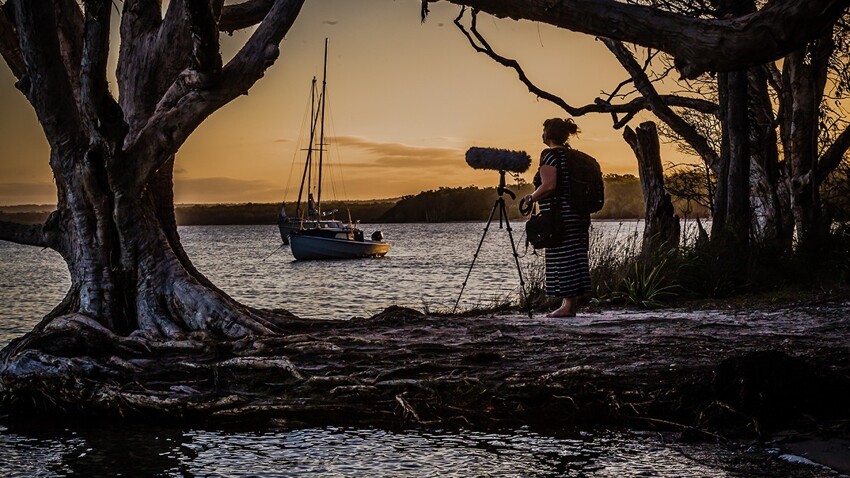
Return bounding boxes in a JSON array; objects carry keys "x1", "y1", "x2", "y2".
[{"x1": 523, "y1": 118, "x2": 591, "y2": 317}]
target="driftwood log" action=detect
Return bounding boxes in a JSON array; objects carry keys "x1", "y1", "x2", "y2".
[{"x1": 3, "y1": 302, "x2": 849, "y2": 440}]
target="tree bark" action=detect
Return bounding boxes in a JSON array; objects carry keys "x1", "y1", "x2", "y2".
[
  {"x1": 748, "y1": 66, "x2": 792, "y2": 252},
  {"x1": 0, "y1": 0, "x2": 306, "y2": 341},
  {"x1": 623, "y1": 122, "x2": 680, "y2": 253},
  {"x1": 782, "y1": 35, "x2": 834, "y2": 252},
  {"x1": 723, "y1": 70, "x2": 751, "y2": 240},
  {"x1": 434, "y1": 0, "x2": 849, "y2": 78},
  {"x1": 710, "y1": 71, "x2": 751, "y2": 267},
  {"x1": 710, "y1": 0, "x2": 752, "y2": 251}
]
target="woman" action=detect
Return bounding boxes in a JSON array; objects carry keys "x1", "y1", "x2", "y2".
[{"x1": 523, "y1": 118, "x2": 591, "y2": 317}]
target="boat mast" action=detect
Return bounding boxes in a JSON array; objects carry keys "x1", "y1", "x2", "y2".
[
  {"x1": 316, "y1": 38, "x2": 328, "y2": 219},
  {"x1": 295, "y1": 77, "x2": 319, "y2": 220}
]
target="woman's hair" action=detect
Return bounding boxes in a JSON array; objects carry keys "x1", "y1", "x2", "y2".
[{"x1": 542, "y1": 118, "x2": 580, "y2": 145}]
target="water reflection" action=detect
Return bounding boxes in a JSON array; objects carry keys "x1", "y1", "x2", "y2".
[
  {"x1": 0, "y1": 422, "x2": 808, "y2": 477},
  {"x1": 1, "y1": 421, "x2": 186, "y2": 477}
]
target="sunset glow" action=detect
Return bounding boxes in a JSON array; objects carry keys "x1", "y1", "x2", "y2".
[{"x1": 0, "y1": 0, "x2": 692, "y2": 205}]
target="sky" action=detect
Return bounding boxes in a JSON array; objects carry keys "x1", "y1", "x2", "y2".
[{"x1": 0, "y1": 0, "x2": 692, "y2": 205}]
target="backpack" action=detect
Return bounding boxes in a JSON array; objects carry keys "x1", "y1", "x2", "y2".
[{"x1": 565, "y1": 149, "x2": 604, "y2": 214}]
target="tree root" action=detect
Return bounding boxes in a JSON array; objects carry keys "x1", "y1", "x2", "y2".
[{"x1": 2, "y1": 304, "x2": 849, "y2": 440}]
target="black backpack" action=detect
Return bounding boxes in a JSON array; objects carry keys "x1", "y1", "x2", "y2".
[{"x1": 565, "y1": 149, "x2": 604, "y2": 214}]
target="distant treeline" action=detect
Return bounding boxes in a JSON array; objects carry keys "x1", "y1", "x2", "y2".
[
  {"x1": 379, "y1": 174, "x2": 708, "y2": 223},
  {"x1": 0, "y1": 175, "x2": 708, "y2": 226},
  {"x1": 0, "y1": 211, "x2": 50, "y2": 225},
  {"x1": 378, "y1": 185, "x2": 534, "y2": 222}
]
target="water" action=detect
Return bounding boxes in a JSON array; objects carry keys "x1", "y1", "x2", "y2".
[
  {"x1": 0, "y1": 220, "x2": 653, "y2": 333},
  {"x1": 0, "y1": 423, "x2": 814, "y2": 477},
  {"x1": 2, "y1": 221, "x2": 825, "y2": 477}
]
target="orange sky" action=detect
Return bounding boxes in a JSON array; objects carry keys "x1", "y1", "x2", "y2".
[{"x1": 0, "y1": 0, "x2": 694, "y2": 205}]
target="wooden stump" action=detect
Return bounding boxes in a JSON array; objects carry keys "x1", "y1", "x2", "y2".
[{"x1": 623, "y1": 122, "x2": 680, "y2": 253}]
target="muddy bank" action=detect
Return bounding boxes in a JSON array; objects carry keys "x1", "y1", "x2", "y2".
[{"x1": 1, "y1": 302, "x2": 849, "y2": 442}]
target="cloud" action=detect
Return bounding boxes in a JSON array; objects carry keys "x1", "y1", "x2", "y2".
[
  {"x1": 273, "y1": 138, "x2": 292, "y2": 143},
  {"x1": 322, "y1": 20, "x2": 339, "y2": 26},
  {"x1": 331, "y1": 136, "x2": 465, "y2": 170}
]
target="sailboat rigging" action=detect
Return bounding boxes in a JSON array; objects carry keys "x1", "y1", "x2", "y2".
[{"x1": 277, "y1": 39, "x2": 390, "y2": 260}]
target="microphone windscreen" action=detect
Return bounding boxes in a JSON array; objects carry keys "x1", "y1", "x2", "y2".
[{"x1": 465, "y1": 147, "x2": 532, "y2": 173}]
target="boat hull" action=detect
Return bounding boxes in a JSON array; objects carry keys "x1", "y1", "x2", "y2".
[
  {"x1": 278, "y1": 218, "x2": 345, "y2": 245},
  {"x1": 289, "y1": 235, "x2": 390, "y2": 260}
]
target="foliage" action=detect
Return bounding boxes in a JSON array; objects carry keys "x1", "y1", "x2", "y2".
[
  {"x1": 379, "y1": 186, "x2": 531, "y2": 223},
  {"x1": 616, "y1": 258, "x2": 678, "y2": 308},
  {"x1": 664, "y1": 165, "x2": 714, "y2": 216},
  {"x1": 821, "y1": 158, "x2": 850, "y2": 223}
]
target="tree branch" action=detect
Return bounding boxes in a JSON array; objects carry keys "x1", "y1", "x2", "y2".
[
  {"x1": 54, "y1": 0, "x2": 85, "y2": 105},
  {"x1": 817, "y1": 123, "x2": 850, "y2": 185},
  {"x1": 0, "y1": 4, "x2": 26, "y2": 79},
  {"x1": 117, "y1": 0, "x2": 163, "y2": 133},
  {"x1": 8, "y1": 0, "x2": 83, "y2": 148},
  {"x1": 219, "y1": 0, "x2": 275, "y2": 32},
  {"x1": 454, "y1": 9, "x2": 717, "y2": 126},
  {"x1": 434, "y1": 0, "x2": 850, "y2": 78},
  {"x1": 186, "y1": 0, "x2": 223, "y2": 78},
  {"x1": 125, "y1": 0, "x2": 306, "y2": 189},
  {"x1": 602, "y1": 38, "x2": 720, "y2": 170},
  {"x1": 81, "y1": 0, "x2": 116, "y2": 137}
]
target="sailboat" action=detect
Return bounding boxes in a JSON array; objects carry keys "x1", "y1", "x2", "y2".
[{"x1": 278, "y1": 40, "x2": 390, "y2": 261}]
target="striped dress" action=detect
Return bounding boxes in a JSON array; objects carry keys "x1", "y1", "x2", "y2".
[{"x1": 537, "y1": 147, "x2": 592, "y2": 297}]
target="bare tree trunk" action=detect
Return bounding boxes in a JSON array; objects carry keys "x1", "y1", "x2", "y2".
[
  {"x1": 623, "y1": 122, "x2": 679, "y2": 253},
  {"x1": 0, "y1": 0, "x2": 306, "y2": 342},
  {"x1": 710, "y1": 69, "x2": 751, "y2": 289},
  {"x1": 782, "y1": 36, "x2": 834, "y2": 253},
  {"x1": 711, "y1": 0, "x2": 753, "y2": 253},
  {"x1": 41, "y1": 145, "x2": 282, "y2": 339},
  {"x1": 724, "y1": 70, "x2": 751, "y2": 240},
  {"x1": 748, "y1": 66, "x2": 791, "y2": 252}
]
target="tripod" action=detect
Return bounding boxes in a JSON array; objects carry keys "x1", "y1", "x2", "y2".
[{"x1": 454, "y1": 170, "x2": 533, "y2": 319}]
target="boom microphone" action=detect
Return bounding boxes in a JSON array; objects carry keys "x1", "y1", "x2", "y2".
[{"x1": 465, "y1": 147, "x2": 532, "y2": 173}]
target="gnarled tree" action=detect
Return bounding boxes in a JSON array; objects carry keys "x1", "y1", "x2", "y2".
[{"x1": 0, "y1": 0, "x2": 305, "y2": 341}]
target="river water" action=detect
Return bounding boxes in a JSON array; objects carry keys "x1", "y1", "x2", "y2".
[
  {"x1": 0, "y1": 222, "x2": 832, "y2": 477},
  {"x1": 0, "y1": 221, "x2": 653, "y2": 331}
]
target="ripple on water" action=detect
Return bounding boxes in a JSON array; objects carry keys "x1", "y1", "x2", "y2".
[
  {"x1": 0, "y1": 222, "x2": 654, "y2": 342},
  {"x1": 0, "y1": 222, "x2": 826, "y2": 478},
  {"x1": 0, "y1": 424, "x2": 823, "y2": 477}
]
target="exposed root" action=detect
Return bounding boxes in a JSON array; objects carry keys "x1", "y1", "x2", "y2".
[{"x1": 1, "y1": 303, "x2": 849, "y2": 440}]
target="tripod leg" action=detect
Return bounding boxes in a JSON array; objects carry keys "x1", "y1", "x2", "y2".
[
  {"x1": 500, "y1": 200, "x2": 533, "y2": 319},
  {"x1": 454, "y1": 199, "x2": 500, "y2": 314}
]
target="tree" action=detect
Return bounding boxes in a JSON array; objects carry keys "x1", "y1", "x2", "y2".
[
  {"x1": 431, "y1": 0, "x2": 850, "y2": 78},
  {"x1": 0, "y1": 0, "x2": 305, "y2": 339},
  {"x1": 451, "y1": 2, "x2": 850, "y2": 254}
]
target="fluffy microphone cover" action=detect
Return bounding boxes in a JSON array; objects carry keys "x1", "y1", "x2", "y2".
[{"x1": 465, "y1": 147, "x2": 532, "y2": 173}]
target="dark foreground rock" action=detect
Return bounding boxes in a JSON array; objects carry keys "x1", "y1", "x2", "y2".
[{"x1": 1, "y1": 302, "x2": 849, "y2": 441}]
